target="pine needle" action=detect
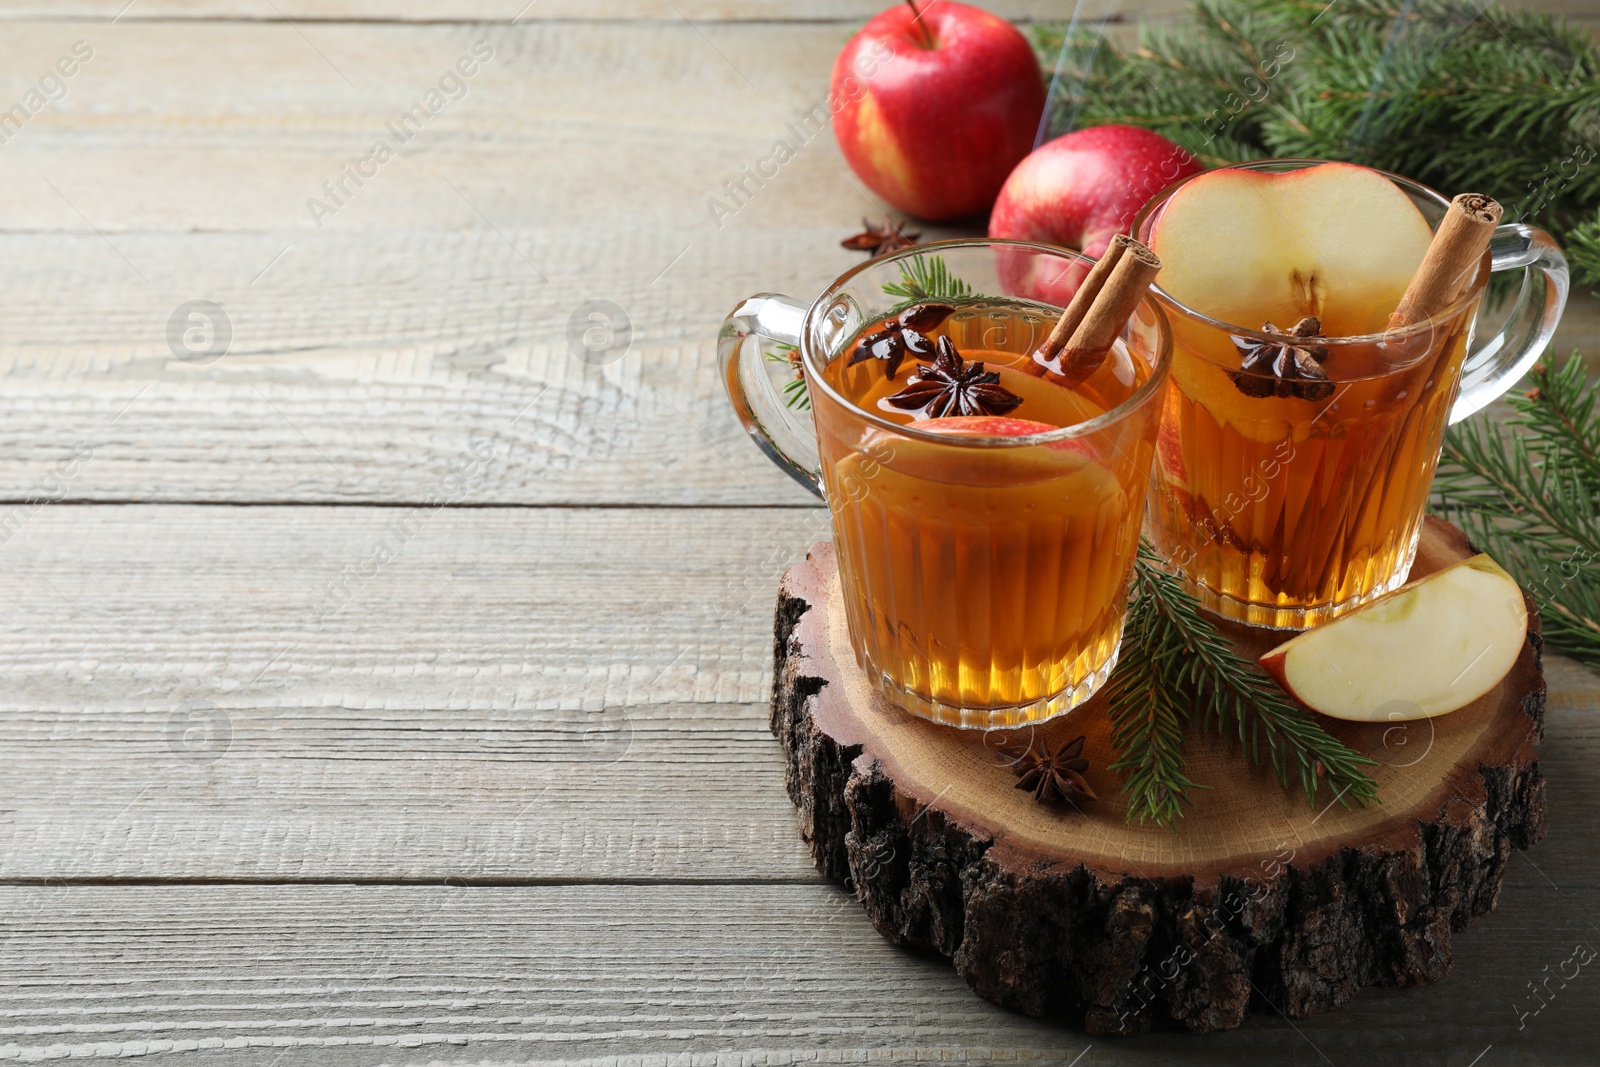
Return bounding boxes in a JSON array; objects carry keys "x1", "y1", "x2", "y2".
[
  {"x1": 1031, "y1": 0, "x2": 1600, "y2": 294},
  {"x1": 1433, "y1": 352, "x2": 1600, "y2": 664},
  {"x1": 764, "y1": 342, "x2": 810, "y2": 411},
  {"x1": 1570, "y1": 214, "x2": 1600, "y2": 300},
  {"x1": 882, "y1": 255, "x2": 974, "y2": 301},
  {"x1": 1106, "y1": 557, "x2": 1210, "y2": 827},
  {"x1": 1106, "y1": 544, "x2": 1381, "y2": 828}
]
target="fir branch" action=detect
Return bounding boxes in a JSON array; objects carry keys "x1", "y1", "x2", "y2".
[
  {"x1": 1433, "y1": 353, "x2": 1600, "y2": 664},
  {"x1": 1570, "y1": 213, "x2": 1600, "y2": 297},
  {"x1": 1106, "y1": 556, "x2": 1210, "y2": 827},
  {"x1": 764, "y1": 342, "x2": 809, "y2": 411},
  {"x1": 1105, "y1": 544, "x2": 1380, "y2": 827},
  {"x1": 781, "y1": 373, "x2": 810, "y2": 411},
  {"x1": 1433, "y1": 404, "x2": 1600, "y2": 559},
  {"x1": 882, "y1": 254, "x2": 974, "y2": 301},
  {"x1": 773, "y1": 253, "x2": 974, "y2": 412},
  {"x1": 1508, "y1": 352, "x2": 1600, "y2": 494},
  {"x1": 1031, "y1": 0, "x2": 1600, "y2": 292}
]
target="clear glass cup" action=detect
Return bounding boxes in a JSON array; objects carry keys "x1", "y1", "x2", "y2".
[
  {"x1": 720, "y1": 241, "x2": 1171, "y2": 729},
  {"x1": 1132, "y1": 159, "x2": 1569, "y2": 629}
]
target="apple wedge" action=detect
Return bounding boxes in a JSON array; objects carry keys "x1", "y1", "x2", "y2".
[
  {"x1": 1259, "y1": 554, "x2": 1527, "y2": 722},
  {"x1": 1150, "y1": 162, "x2": 1435, "y2": 337}
]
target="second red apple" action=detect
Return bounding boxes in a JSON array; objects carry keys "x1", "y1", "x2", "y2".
[{"x1": 989, "y1": 126, "x2": 1203, "y2": 305}]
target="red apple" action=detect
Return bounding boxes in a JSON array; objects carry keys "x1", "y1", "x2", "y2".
[
  {"x1": 990, "y1": 126, "x2": 1203, "y2": 306},
  {"x1": 831, "y1": 2, "x2": 1045, "y2": 222}
]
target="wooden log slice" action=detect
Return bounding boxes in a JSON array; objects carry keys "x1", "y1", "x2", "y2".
[{"x1": 771, "y1": 517, "x2": 1546, "y2": 1035}]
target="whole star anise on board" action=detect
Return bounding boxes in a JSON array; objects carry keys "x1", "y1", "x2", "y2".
[
  {"x1": 1000, "y1": 735, "x2": 1097, "y2": 807},
  {"x1": 1230, "y1": 315, "x2": 1333, "y2": 402},
  {"x1": 841, "y1": 218, "x2": 922, "y2": 258},
  {"x1": 885, "y1": 336, "x2": 1023, "y2": 418},
  {"x1": 846, "y1": 302, "x2": 955, "y2": 379}
]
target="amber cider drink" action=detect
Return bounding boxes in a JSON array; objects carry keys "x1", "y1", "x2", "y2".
[
  {"x1": 1149, "y1": 288, "x2": 1480, "y2": 629},
  {"x1": 811, "y1": 299, "x2": 1162, "y2": 728}
]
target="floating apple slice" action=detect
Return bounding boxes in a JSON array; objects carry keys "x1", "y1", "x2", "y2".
[
  {"x1": 912, "y1": 415, "x2": 1057, "y2": 436},
  {"x1": 910, "y1": 415, "x2": 1097, "y2": 458},
  {"x1": 886, "y1": 415, "x2": 1119, "y2": 497},
  {"x1": 1150, "y1": 162, "x2": 1435, "y2": 337},
  {"x1": 1259, "y1": 554, "x2": 1527, "y2": 722}
]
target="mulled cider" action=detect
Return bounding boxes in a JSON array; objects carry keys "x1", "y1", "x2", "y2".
[
  {"x1": 1149, "y1": 300, "x2": 1478, "y2": 628},
  {"x1": 811, "y1": 296, "x2": 1165, "y2": 728},
  {"x1": 1135, "y1": 160, "x2": 1507, "y2": 628}
]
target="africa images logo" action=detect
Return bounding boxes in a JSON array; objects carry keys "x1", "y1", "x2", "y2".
[{"x1": 306, "y1": 41, "x2": 495, "y2": 228}]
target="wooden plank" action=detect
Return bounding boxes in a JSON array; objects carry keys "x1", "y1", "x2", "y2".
[
  {"x1": 0, "y1": 21, "x2": 864, "y2": 233},
  {"x1": 0, "y1": 0, "x2": 1585, "y2": 22},
  {"x1": 0, "y1": 504, "x2": 828, "y2": 881},
  {"x1": 0, "y1": 18, "x2": 904, "y2": 506},
  {"x1": 0, "y1": 1, "x2": 1187, "y2": 22},
  {"x1": 0, "y1": 227, "x2": 827, "y2": 506},
  {"x1": 0, "y1": 504, "x2": 1595, "y2": 890},
  {"x1": 0, "y1": 224, "x2": 1588, "y2": 507},
  {"x1": 0, "y1": 20, "x2": 1584, "y2": 507},
  {"x1": 0, "y1": 883, "x2": 1594, "y2": 1063}
]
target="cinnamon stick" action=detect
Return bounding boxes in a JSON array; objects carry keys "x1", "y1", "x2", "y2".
[
  {"x1": 1055, "y1": 238, "x2": 1162, "y2": 383},
  {"x1": 1032, "y1": 234, "x2": 1133, "y2": 375},
  {"x1": 1389, "y1": 193, "x2": 1501, "y2": 330}
]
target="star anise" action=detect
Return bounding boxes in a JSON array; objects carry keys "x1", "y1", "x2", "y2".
[
  {"x1": 1000, "y1": 735, "x2": 1097, "y2": 807},
  {"x1": 845, "y1": 302, "x2": 955, "y2": 379},
  {"x1": 841, "y1": 218, "x2": 922, "y2": 258},
  {"x1": 885, "y1": 336, "x2": 1023, "y2": 418},
  {"x1": 1229, "y1": 316, "x2": 1333, "y2": 402}
]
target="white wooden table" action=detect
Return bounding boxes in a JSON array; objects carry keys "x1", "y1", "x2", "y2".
[{"x1": 0, "y1": 2, "x2": 1596, "y2": 1063}]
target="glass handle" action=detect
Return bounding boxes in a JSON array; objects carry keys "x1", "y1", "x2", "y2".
[
  {"x1": 1450, "y1": 222, "x2": 1569, "y2": 424},
  {"x1": 718, "y1": 293, "x2": 825, "y2": 499}
]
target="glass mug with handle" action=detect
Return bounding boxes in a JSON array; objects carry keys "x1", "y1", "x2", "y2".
[
  {"x1": 721, "y1": 240, "x2": 1171, "y2": 729},
  {"x1": 1133, "y1": 160, "x2": 1568, "y2": 629}
]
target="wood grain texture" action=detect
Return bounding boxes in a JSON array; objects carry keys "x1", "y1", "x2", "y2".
[
  {"x1": 0, "y1": 19, "x2": 906, "y2": 506},
  {"x1": 0, "y1": 20, "x2": 965, "y2": 235},
  {"x1": 0, "y1": 1, "x2": 1591, "y2": 1060},
  {"x1": 0, "y1": 0, "x2": 1588, "y2": 20},
  {"x1": 0, "y1": 504, "x2": 826, "y2": 881},
  {"x1": 0, "y1": 1, "x2": 1187, "y2": 21},
  {"x1": 0, "y1": 504, "x2": 1594, "y2": 895},
  {"x1": 0, "y1": 228, "x2": 827, "y2": 506},
  {"x1": 0, "y1": 883, "x2": 1596, "y2": 1065},
  {"x1": 0, "y1": 20, "x2": 1588, "y2": 507}
]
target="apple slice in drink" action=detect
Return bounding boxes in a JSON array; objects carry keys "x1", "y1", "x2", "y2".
[
  {"x1": 1149, "y1": 162, "x2": 1435, "y2": 337},
  {"x1": 1258, "y1": 555, "x2": 1528, "y2": 721},
  {"x1": 870, "y1": 415, "x2": 1114, "y2": 497},
  {"x1": 910, "y1": 415, "x2": 1099, "y2": 459}
]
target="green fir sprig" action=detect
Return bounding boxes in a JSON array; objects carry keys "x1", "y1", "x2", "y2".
[
  {"x1": 1433, "y1": 352, "x2": 1600, "y2": 664},
  {"x1": 1106, "y1": 543, "x2": 1381, "y2": 828},
  {"x1": 764, "y1": 341, "x2": 810, "y2": 411},
  {"x1": 881, "y1": 254, "x2": 974, "y2": 301},
  {"x1": 1570, "y1": 214, "x2": 1600, "y2": 296},
  {"x1": 775, "y1": 253, "x2": 976, "y2": 411},
  {"x1": 1033, "y1": 0, "x2": 1600, "y2": 292}
]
